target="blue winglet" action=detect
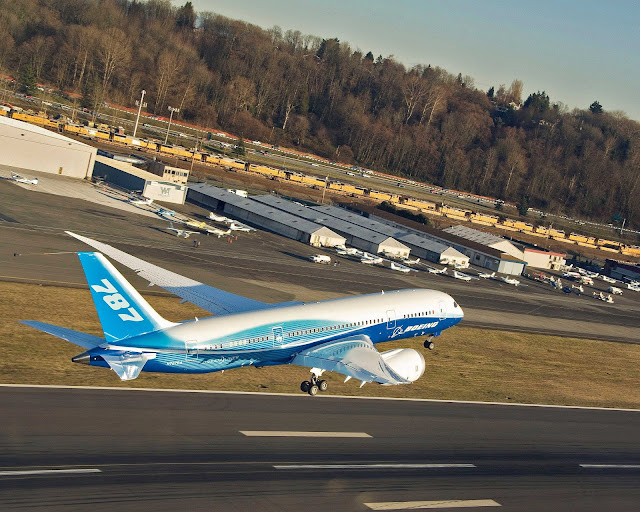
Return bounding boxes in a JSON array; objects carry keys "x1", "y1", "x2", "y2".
[{"x1": 77, "y1": 252, "x2": 175, "y2": 343}]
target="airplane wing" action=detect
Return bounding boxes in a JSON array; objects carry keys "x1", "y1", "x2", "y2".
[
  {"x1": 291, "y1": 335, "x2": 411, "y2": 386},
  {"x1": 65, "y1": 232, "x2": 283, "y2": 316}
]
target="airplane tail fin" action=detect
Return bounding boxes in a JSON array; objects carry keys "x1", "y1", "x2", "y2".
[{"x1": 77, "y1": 252, "x2": 176, "y2": 343}]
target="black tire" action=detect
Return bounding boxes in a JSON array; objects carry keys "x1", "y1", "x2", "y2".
[
  {"x1": 308, "y1": 384, "x2": 319, "y2": 396},
  {"x1": 318, "y1": 379, "x2": 328, "y2": 392},
  {"x1": 424, "y1": 340, "x2": 435, "y2": 350},
  {"x1": 301, "y1": 381, "x2": 311, "y2": 392}
]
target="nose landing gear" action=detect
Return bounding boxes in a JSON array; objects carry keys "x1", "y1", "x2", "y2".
[{"x1": 300, "y1": 372, "x2": 328, "y2": 396}]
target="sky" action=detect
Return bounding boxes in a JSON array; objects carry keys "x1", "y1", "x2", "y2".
[{"x1": 188, "y1": 0, "x2": 640, "y2": 121}]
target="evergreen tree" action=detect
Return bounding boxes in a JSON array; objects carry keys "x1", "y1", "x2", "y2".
[
  {"x1": 589, "y1": 101, "x2": 603, "y2": 114},
  {"x1": 233, "y1": 136, "x2": 246, "y2": 156},
  {"x1": 176, "y1": 2, "x2": 196, "y2": 29},
  {"x1": 19, "y1": 66, "x2": 36, "y2": 95},
  {"x1": 517, "y1": 195, "x2": 529, "y2": 216},
  {"x1": 487, "y1": 86, "x2": 494, "y2": 99}
]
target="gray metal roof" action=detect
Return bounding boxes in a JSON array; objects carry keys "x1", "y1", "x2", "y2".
[
  {"x1": 188, "y1": 184, "x2": 341, "y2": 237},
  {"x1": 253, "y1": 195, "x2": 407, "y2": 247},
  {"x1": 444, "y1": 224, "x2": 507, "y2": 246},
  {"x1": 310, "y1": 204, "x2": 456, "y2": 255}
]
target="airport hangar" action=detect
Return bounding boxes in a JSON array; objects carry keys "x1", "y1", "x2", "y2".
[
  {"x1": 187, "y1": 183, "x2": 346, "y2": 247},
  {"x1": 0, "y1": 115, "x2": 96, "y2": 178},
  {"x1": 364, "y1": 214, "x2": 526, "y2": 275},
  {"x1": 444, "y1": 224, "x2": 566, "y2": 272},
  {"x1": 251, "y1": 194, "x2": 411, "y2": 258},
  {"x1": 295, "y1": 203, "x2": 469, "y2": 266},
  {"x1": 94, "y1": 155, "x2": 188, "y2": 204}
]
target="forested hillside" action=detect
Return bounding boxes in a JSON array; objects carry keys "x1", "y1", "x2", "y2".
[{"x1": 1, "y1": 0, "x2": 638, "y2": 228}]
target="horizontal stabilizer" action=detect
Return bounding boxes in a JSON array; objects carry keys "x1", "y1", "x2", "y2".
[{"x1": 21, "y1": 321, "x2": 104, "y2": 349}]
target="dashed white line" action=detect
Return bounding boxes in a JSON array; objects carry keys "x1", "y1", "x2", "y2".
[
  {"x1": 240, "y1": 431, "x2": 372, "y2": 438},
  {"x1": 364, "y1": 499, "x2": 501, "y2": 510},
  {"x1": 580, "y1": 464, "x2": 640, "y2": 469},
  {"x1": 274, "y1": 464, "x2": 475, "y2": 470},
  {"x1": 0, "y1": 468, "x2": 102, "y2": 477}
]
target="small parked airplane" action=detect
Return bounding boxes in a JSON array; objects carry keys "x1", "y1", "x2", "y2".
[
  {"x1": 209, "y1": 212, "x2": 230, "y2": 222},
  {"x1": 184, "y1": 220, "x2": 231, "y2": 237},
  {"x1": 478, "y1": 271, "x2": 495, "y2": 279},
  {"x1": 501, "y1": 276, "x2": 521, "y2": 286},
  {"x1": 402, "y1": 257, "x2": 420, "y2": 265},
  {"x1": 608, "y1": 286, "x2": 623, "y2": 295},
  {"x1": 361, "y1": 253, "x2": 383, "y2": 265},
  {"x1": 600, "y1": 275, "x2": 617, "y2": 284},
  {"x1": 427, "y1": 266, "x2": 448, "y2": 275},
  {"x1": 22, "y1": 232, "x2": 464, "y2": 395},
  {"x1": 167, "y1": 223, "x2": 198, "y2": 238},
  {"x1": 156, "y1": 208, "x2": 176, "y2": 219},
  {"x1": 452, "y1": 270, "x2": 476, "y2": 281},
  {"x1": 390, "y1": 262, "x2": 412, "y2": 273},
  {"x1": 10, "y1": 172, "x2": 38, "y2": 185},
  {"x1": 228, "y1": 221, "x2": 256, "y2": 232}
]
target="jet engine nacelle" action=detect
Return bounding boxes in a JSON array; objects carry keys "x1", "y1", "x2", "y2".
[{"x1": 380, "y1": 348, "x2": 426, "y2": 383}]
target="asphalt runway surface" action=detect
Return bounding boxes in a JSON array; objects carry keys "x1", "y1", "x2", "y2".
[
  {"x1": 1, "y1": 386, "x2": 639, "y2": 511},
  {"x1": 1, "y1": 178, "x2": 639, "y2": 343}
]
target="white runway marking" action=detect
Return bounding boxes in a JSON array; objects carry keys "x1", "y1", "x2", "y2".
[
  {"x1": 2, "y1": 384, "x2": 639, "y2": 412},
  {"x1": 0, "y1": 468, "x2": 102, "y2": 477},
  {"x1": 240, "y1": 431, "x2": 372, "y2": 438},
  {"x1": 274, "y1": 464, "x2": 475, "y2": 470},
  {"x1": 580, "y1": 464, "x2": 640, "y2": 469},
  {"x1": 364, "y1": 499, "x2": 501, "y2": 510}
]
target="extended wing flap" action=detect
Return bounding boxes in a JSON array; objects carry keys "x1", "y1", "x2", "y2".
[
  {"x1": 65, "y1": 232, "x2": 271, "y2": 316},
  {"x1": 291, "y1": 335, "x2": 410, "y2": 385}
]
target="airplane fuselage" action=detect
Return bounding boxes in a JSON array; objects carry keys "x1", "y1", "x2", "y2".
[{"x1": 80, "y1": 289, "x2": 462, "y2": 375}]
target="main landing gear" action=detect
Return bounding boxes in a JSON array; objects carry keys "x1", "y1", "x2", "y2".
[
  {"x1": 424, "y1": 336, "x2": 435, "y2": 350},
  {"x1": 300, "y1": 372, "x2": 328, "y2": 396}
]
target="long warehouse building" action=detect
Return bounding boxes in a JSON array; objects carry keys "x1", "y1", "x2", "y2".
[
  {"x1": 187, "y1": 183, "x2": 346, "y2": 247},
  {"x1": 306, "y1": 204, "x2": 468, "y2": 266},
  {"x1": 252, "y1": 195, "x2": 411, "y2": 257}
]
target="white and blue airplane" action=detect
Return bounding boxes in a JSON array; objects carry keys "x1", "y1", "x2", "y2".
[{"x1": 22, "y1": 232, "x2": 464, "y2": 395}]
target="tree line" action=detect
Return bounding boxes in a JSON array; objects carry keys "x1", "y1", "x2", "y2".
[{"x1": 1, "y1": 0, "x2": 638, "y2": 229}]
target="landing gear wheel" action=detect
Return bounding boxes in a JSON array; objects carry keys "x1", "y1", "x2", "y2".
[
  {"x1": 318, "y1": 379, "x2": 328, "y2": 392},
  {"x1": 308, "y1": 384, "x2": 319, "y2": 396},
  {"x1": 424, "y1": 340, "x2": 435, "y2": 350},
  {"x1": 301, "y1": 381, "x2": 311, "y2": 392}
]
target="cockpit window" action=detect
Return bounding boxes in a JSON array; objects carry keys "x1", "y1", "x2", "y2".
[{"x1": 453, "y1": 302, "x2": 459, "y2": 308}]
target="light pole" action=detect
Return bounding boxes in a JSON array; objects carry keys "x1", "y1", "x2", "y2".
[
  {"x1": 132, "y1": 89, "x2": 146, "y2": 138},
  {"x1": 164, "y1": 106, "x2": 180, "y2": 145}
]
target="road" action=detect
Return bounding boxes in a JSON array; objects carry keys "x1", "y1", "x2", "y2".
[{"x1": 0, "y1": 386, "x2": 638, "y2": 511}]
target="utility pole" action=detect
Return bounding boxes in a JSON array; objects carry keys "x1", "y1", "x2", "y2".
[
  {"x1": 132, "y1": 89, "x2": 146, "y2": 138},
  {"x1": 164, "y1": 106, "x2": 180, "y2": 145}
]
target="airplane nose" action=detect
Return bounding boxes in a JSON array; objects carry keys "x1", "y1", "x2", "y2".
[{"x1": 453, "y1": 300, "x2": 464, "y2": 319}]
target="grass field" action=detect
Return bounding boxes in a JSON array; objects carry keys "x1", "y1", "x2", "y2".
[{"x1": 2, "y1": 281, "x2": 639, "y2": 409}]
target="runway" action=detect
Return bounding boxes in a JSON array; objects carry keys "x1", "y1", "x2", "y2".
[{"x1": 1, "y1": 386, "x2": 639, "y2": 511}]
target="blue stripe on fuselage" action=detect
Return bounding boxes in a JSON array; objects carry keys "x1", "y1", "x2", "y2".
[{"x1": 91, "y1": 314, "x2": 462, "y2": 375}]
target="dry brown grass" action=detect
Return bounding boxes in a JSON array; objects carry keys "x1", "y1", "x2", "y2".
[{"x1": 2, "y1": 281, "x2": 639, "y2": 408}]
